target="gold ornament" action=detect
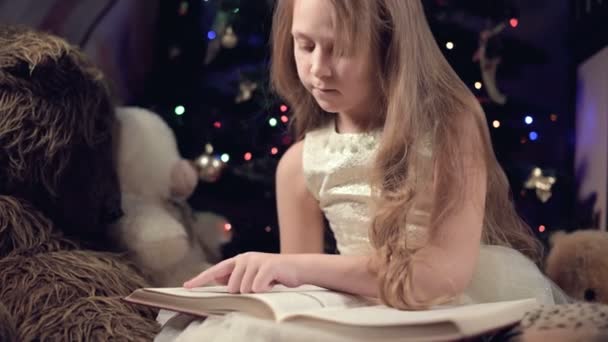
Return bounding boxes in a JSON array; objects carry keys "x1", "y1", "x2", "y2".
[
  {"x1": 524, "y1": 167, "x2": 556, "y2": 203},
  {"x1": 235, "y1": 80, "x2": 258, "y2": 103},
  {"x1": 194, "y1": 153, "x2": 225, "y2": 183},
  {"x1": 221, "y1": 26, "x2": 238, "y2": 49}
]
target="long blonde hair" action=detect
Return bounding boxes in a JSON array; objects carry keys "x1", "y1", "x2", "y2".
[{"x1": 271, "y1": 0, "x2": 542, "y2": 309}]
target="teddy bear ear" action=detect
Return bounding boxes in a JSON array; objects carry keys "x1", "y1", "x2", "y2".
[{"x1": 549, "y1": 230, "x2": 567, "y2": 247}]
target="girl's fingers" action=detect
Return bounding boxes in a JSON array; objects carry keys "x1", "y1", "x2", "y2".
[
  {"x1": 240, "y1": 263, "x2": 260, "y2": 294},
  {"x1": 214, "y1": 274, "x2": 231, "y2": 285},
  {"x1": 227, "y1": 261, "x2": 247, "y2": 293},
  {"x1": 251, "y1": 264, "x2": 275, "y2": 293},
  {"x1": 183, "y1": 258, "x2": 236, "y2": 288}
]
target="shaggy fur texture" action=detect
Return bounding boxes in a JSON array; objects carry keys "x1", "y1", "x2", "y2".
[
  {"x1": 0, "y1": 25, "x2": 122, "y2": 246},
  {"x1": 0, "y1": 26, "x2": 159, "y2": 340},
  {"x1": 0, "y1": 301, "x2": 17, "y2": 342}
]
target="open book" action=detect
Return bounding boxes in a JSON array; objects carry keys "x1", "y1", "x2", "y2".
[{"x1": 124, "y1": 285, "x2": 537, "y2": 342}]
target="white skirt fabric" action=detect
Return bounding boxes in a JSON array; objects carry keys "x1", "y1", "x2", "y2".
[
  {"x1": 154, "y1": 245, "x2": 570, "y2": 342},
  {"x1": 461, "y1": 245, "x2": 570, "y2": 305}
]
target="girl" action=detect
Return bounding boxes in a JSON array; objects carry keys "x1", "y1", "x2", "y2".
[{"x1": 184, "y1": 0, "x2": 565, "y2": 313}]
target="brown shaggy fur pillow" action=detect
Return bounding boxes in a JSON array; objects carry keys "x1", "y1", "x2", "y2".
[
  {"x1": 0, "y1": 26, "x2": 159, "y2": 340},
  {"x1": 0, "y1": 301, "x2": 17, "y2": 342},
  {"x1": 0, "y1": 25, "x2": 123, "y2": 247}
]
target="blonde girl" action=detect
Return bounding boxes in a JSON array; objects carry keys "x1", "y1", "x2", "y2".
[{"x1": 185, "y1": 0, "x2": 564, "y2": 311}]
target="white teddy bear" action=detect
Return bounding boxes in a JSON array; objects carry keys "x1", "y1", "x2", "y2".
[{"x1": 112, "y1": 106, "x2": 226, "y2": 287}]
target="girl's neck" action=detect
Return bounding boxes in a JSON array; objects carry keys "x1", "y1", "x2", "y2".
[{"x1": 335, "y1": 113, "x2": 375, "y2": 134}]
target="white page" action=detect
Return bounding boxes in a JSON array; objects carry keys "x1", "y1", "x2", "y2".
[
  {"x1": 283, "y1": 298, "x2": 538, "y2": 328},
  {"x1": 146, "y1": 285, "x2": 371, "y2": 320}
]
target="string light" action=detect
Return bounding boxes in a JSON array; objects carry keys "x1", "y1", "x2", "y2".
[
  {"x1": 271, "y1": 147, "x2": 279, "y2": 155},
  {"x1": 280, "y1": 105, "x2": 288, "y2": 113},
  {"x1": 220, "y1": 153, "x2": 230, "y2": 163},
  {"x1": 224, "y1": 223, "x2": 232, "y2": 231},
  {"x1": 474, "y1": 82, "x2": 482, "y2": 90},
  {"x1": 205, "y1": 143, "x2": 214, "y2": 154},
  {"x1": 265, "y1": 226, "x2": 272, "y2": 232},
  {"x1": 446, "y1": 42, "x2": 454, "y2": 50},
  {"x1": 244, "y1": 152, "x2": 252, "y2": 161},
  {"x1": 529, "y1": 131, "x2": 538, "y2": 141},
  {"x1": 174, "y1": 105, "x2": 185, "y2": 115},
  {"x1": 198, "y1": 155, "x2": 210, "y2": 167},
  {"x1": 233, "y1": 8, "x2": 240, "y2": 13},
  {"x1": 509, "y1": 18, "x2": 519, "y2": 28},
  {"x1": 538, "y1": 225, "x2": 546, "y2": 233},
  {"x1": 213, "y1": 121, "x2": 222, "y2": 128},
  {"x1": 178, "y1": 2, "x2": 189, "y2": 16},
  {"x1": 280, "y1": 115, "x2": 289, "y2": 123},
  {"x1": 207, "y1": 31, "x2": 217, "y2": 40},
  {"x1": 492, "y1": 120, "x2": 501, "y2": 128},
  {"x1": 550, "y1": 114, "x2": 558, "y2": 122},
  {"x1": 525, "y1": 116, "x2": 533, "y2": 125},
  {"x1": 269, "y1": 117, "x2": 278, "y2": 127}
]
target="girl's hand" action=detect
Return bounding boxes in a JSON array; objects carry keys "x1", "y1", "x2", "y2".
[{"x1": 183, "y1": 252, "x2": 302, "y2": 293}]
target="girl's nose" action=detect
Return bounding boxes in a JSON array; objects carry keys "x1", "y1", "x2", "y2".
[{"x1": 310, "y1": 50, "x2": 332, "y2": 78}]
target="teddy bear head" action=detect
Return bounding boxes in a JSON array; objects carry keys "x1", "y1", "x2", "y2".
[
  {"x1": 545, "y1": 230, "x2": 608, "y2": 304},
  {"x1": 0, "y1": 26, "x2": 122, "y2": 245},
  {"x1": 114, "y1": 107, "x2": 198, "y2": 201}
]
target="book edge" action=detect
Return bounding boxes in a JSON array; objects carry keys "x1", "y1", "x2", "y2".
[
  {"x1": 123, "y1": 295, "x2": 211, "y2": 318},
  {"x1": 124, "y1": 289, "x2": 278, "y2": 320}
]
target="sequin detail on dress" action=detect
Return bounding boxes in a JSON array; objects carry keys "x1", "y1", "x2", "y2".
[{"x1": 303, "y1": 123, "x2": 380, "y2": 256}]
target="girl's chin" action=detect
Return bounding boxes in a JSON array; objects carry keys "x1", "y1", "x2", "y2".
[{"x1": 314, "y1": 99, "x2": 341, "y2": 113}]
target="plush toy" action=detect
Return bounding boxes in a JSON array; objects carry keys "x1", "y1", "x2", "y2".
[
  {"x1": 0, "y1": 26, "x2": 159, "y2": 340},
  {"x1": 545, "y1": 229, "x2": 608, "y2": 304},
  {"x1": 487, "y1": 230, "x2": 608, "y2": 342},
  {"x1": 516, "y1": 229, "x2": 608, "y2": 342},
  {"x1": 112, "y1": 106, "x2": 225, "y2": 286}
]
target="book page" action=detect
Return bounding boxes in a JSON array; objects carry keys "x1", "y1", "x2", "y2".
[
  {"x1": 141, "y1": 285, "x2": 372, "y2": 321},
  {"x1": 283, "y1": 298, "x2": 538, "y2": 331}
]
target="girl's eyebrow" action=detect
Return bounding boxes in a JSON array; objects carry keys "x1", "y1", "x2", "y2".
[
  {"x1": 291, "y1": 31, "x2": 312, "y2": 39},
  {"x1": 292, "y1": 30, "x2": 333, "y2": 44}
]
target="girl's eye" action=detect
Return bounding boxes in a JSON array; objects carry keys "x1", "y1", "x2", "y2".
[{"x1": 299, "y1": 44, "x2": 314, "y2": 52}]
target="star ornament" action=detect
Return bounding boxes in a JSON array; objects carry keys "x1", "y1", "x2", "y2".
[{"x1": 524, "y1": 167, "x2": 556, "y2": 203}]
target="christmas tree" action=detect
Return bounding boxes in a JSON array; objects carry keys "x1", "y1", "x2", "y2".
[
  {"x1": 141, "y1": 0, "x2": 575, "y2": 256},
  {"x1": 424, "y1": 0, "x2": 576, "y2": 242}
]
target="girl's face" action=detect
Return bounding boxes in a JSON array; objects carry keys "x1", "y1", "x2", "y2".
[{"x1": 291, "y1": 0, "x2": 377, "y2": 123}]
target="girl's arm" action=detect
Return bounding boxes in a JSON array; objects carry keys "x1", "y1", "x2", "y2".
[
  {"x1": 185, "y1": 141, "x2": 376, "y2": 293},
  {"x1": 288, "y1": 179, "x2": 484, "y2": 301},
  {"x1": 276, "y1": 141, "x2": 377, "y2": 296},
  {"x1": 293, "y1": 254, "x2": 378, "y2": 297},
  {"x1": 291, "y1": 173, "x2": 484, "y2": 300},
  {"x1": 380, "y1": 115, "x2": 487, "y2": 306},
  {"x1": 276, "y1": 140, "x2": 326, "y2": 253}
]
